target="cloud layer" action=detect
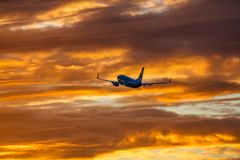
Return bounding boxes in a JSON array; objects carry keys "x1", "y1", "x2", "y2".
[
  {"x1": 0, "y1": 0, "x2": 239, "y2": 159},
  {"x1": 0, "y1": 107, "x2": 239, "y2": 159}
]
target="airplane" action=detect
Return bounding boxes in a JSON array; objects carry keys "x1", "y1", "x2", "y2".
[{"x1": 97, "y1": 67, "x2": 171, "y2": 88}]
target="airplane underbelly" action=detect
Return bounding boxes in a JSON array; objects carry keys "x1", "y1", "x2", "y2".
[{"x1": 124, "y1": 82, "x2": 141, "y2": 88}]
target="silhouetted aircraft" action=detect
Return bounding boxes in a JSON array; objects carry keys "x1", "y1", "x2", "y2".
[{"x1": 97, "y1": 67, "x2": 171, "y2": 88}]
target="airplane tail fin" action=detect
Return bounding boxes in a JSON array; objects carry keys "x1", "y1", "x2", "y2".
[{"x1": 137, "y1": 67, "x2": 144, "y2": 82}]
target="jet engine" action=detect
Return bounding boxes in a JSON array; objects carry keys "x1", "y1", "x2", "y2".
[{"x1": 112, "y1": 82, "x2": 119, "y2": 87}]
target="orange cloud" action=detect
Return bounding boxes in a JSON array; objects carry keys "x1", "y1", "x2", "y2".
[
  {"x1": 10, "y1": 0, "x2": 109, "y2": 31},
  {"x1": 95, "y1": 144, "x2": 240, "y2": 160},
  {"x1": 119, "y1": 131, "x2": 236, "y2": 147},
  {"x1": 0, "y1": 106, "x2": 239, "y2": 159},
  {"x1": 0, "y1": 0, "x2": 239, "y2": 159}
]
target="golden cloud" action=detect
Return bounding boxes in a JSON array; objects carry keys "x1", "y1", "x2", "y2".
[{"x1": 0, "y1": 0, "x2": 239, "y2": 159}]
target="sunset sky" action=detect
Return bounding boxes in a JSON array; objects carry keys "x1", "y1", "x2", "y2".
[{"x1": 0, "y1": 0, "x2": 240, "y2": 159}]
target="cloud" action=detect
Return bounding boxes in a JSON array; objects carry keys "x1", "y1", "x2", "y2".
[
  {"x1": 0, "y1": 106, "x2": 239, "y2": 159},
  {"x1": 0, "y1": 0, "x2": 239, "y2": 86},
  {"x1": 95, "y1": 144, "x2": 240, "y2": 160},
  {"x1": 0, "y1": 0, "x2": 239, "y2": 54},
  {"x1": 0, "y1": 0, "x2": 239, "y2": 159}
]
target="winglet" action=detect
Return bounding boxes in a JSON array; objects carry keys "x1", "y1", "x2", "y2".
[
  {"x1": 97, "y1": 73, "x2": 100, "y2": 79},
  {"x1": 169, "y1": 77, "x2": 172, "y2": 83}
]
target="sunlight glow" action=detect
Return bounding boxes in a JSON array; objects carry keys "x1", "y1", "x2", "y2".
[{"x1": 94, "y1": 144, "x2": 240, "y2": 160}]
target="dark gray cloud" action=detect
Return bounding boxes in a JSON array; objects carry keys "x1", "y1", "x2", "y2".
[
  {"x1": 0, "y1": 0, "x2": 240, "y2": 56},
  {"x1": 0, "y1": 0, "x2": 72, "y2": 17}
]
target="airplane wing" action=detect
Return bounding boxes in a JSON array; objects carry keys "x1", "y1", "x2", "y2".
[
  {"x1": 97, "y1": 73, "x2": 115, "y2": 82},
  {"x1": 142, "y1": 78, "x2": 172, "y2": 86},
  {"x1": 97, "y1": 73, "x2": 120, "y2": 86}
]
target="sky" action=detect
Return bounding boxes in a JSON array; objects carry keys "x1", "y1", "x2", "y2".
[{"x1": 0, "y1": 0, "x2": 240, "y2": 159}]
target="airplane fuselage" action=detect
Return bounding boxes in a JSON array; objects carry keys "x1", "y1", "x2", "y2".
[
  {"x1": 117, "y1": 75, "x2": 142, "y2": 88},
  {"x1": 97, "y1": 67, "x2": 171, "y2": 88}
]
